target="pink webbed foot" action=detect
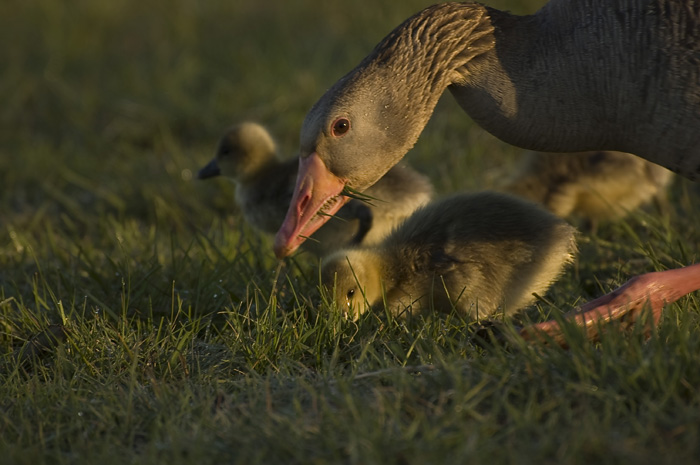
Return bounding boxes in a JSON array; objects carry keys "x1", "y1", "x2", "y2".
[{"x1": 520, "y1": 263, "x2": 700, "y2": 347}]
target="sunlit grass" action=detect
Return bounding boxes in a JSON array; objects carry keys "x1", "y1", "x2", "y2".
[{"x1": 1, "y1": 0, "x2": 700, "y2": 463}]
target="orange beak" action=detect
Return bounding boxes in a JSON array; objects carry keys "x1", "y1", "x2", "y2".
[{"x1": 273, "y1": 152, "x2": 348, "y2": 258}]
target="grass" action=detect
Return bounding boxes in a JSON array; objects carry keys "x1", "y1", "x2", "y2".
[{"x1": 2, "y1": 0, "x2": 700, "y2": 463}]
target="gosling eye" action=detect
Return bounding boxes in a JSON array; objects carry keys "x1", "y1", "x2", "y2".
[
  {"x1": 331, "y1": 117, "x2": 351, "y2": 137},
  {"x1": 217, "y1": 145, "x2": 232, "y2": 158},
  {"x1": 346, "y1": 288, "x2": 356, "y2": 300}
]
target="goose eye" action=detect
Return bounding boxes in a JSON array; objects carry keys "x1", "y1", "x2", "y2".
[
  {"x1": 346, "y1": 288, "x2": 355, "y2": 300},
  {"x1": 331, "y1": 118, "x2": 350, "y2": 137}
]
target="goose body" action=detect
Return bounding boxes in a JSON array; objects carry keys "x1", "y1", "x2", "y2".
[
  {"x1": 500, "y1": 151, "x2": 673, "y2": 224},
  {"x1": 274, "y1": 0, "x2": 700, "y2": 257},
  {"x1": 321, "y1": 192, "x2": 577, "y2": 319},
  {"x1": 198, "y1": 122, "x2": 433, "y2": 256}
]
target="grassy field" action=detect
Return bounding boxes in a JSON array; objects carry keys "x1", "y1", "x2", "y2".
[{"x1": 2, "y1": 0, "x2": 700, "y2": 463}]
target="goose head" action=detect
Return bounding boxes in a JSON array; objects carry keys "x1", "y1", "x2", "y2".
[
  {"x1": 198, "y1": 122, "x2": 277, "y2": 182},
  {"x1": 273, "y1": 3, "x2": 495, "y2": 258},
  {"x1": 274, "y1": 65, "x2": 431, "y2": 258}
]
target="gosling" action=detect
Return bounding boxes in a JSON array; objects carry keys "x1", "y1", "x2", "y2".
[
  {"x1": 198, "y1": 122, "x2": 434, "y2": 256},
  {"x1": 321, "y1": 192, "x2": 577, "y2": 320},
  {"x1": 500, "y1": 151, "x2": 672, "y2": 228}
]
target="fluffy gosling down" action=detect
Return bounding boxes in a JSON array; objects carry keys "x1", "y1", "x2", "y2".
[
  {"x1": 499, "y1": 151, "x2": 673, "y2": 225},
  {"x1": 321, "y1": 192, "x2": 577, "y2": 320},
  {"x1": 198, "y1": 122, "x2": 433, "y2": 256}
]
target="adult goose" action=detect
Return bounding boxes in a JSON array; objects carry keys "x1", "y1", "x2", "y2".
[
  {"x1": 198, "y1": 122, "x2": 433, "y2": 256},
  {"x1": 500, "y1": 150, "x2": 673, "y2": 228},
  {"x1": 273, "y1": 1, "x2": 700, "y2": 341},
  {"x1": 321, "y1": 192, "x2": 577, "y2": 320}
]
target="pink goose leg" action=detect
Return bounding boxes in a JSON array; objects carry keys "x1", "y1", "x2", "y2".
[{"x1": 520, "y1": 263, "x2": 700, "y2": 347}]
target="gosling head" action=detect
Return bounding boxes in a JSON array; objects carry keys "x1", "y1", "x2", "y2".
[
  {"x1": 320, "y1": 249, "x2": 384, "y2": 320},
  {"x1": 198, "y1": 122, "x2": 277, "y2": 182}
]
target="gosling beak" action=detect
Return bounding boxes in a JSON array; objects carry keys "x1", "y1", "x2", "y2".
[
  {"x1": 273, "y1": 152, "x2": 348, "y2": 258},
  {"x1": 197, "y1": 159, "x2": 221, "y2": 179}
]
